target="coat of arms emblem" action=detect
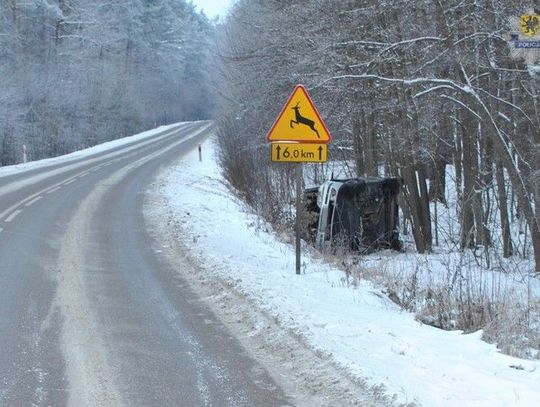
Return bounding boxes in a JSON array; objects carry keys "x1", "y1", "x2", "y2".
[{"x1": 521, "y1": 14, "x2": 540, "y2": 37}]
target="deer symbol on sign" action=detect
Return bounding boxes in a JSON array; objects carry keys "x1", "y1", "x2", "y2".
[{"x1": 290, "y1": 102, "x2": 320, "y2": 138}]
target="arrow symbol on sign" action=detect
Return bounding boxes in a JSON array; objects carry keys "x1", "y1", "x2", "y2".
[
  {"x1": 276, "y1": 145, "x2": 281, "y2": 160},
  {"x1": 318, "y1": 146, "x2": 323, "y2": 160}
]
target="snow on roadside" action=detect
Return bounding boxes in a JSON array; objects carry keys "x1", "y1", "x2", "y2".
[
  {"x1": 0, "y1": 122, "x2": 187, "y2": 178},
  {"x1": 158, "y1": 136, "x2": 540, "y2": 406}
]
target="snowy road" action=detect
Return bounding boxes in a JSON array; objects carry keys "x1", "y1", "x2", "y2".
[{"x1": 0, "y1": 122, "x2": 289, "y2": 406}]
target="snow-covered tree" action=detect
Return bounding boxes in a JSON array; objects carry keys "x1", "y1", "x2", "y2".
[{"x1": 214, "y1": 0, "x2": 540, "y2": 272}]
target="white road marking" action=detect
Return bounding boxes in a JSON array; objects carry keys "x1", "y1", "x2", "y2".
[
  {"x1": 4, "y1": 210, "x2": 22, "y2": 223},
  {"x1": 63, "y1": 179, "x2": 76, "y2": 186},
  {"x1": 47, "y1": 186, "x2": 62, "y2": 194},
  {"x1": 0, "y1": 123, "x2": 212, "y2": 224},
  {"x1": 25, "y1": 196, "x2": 43, "y2": 207},
  {"x1": 0, "y1": 164, "x2": 110, "y2": 222},
  {"x1": 0, "y1": 123, "x2": 189, "y2": 198},
  {"x1": 0, "y1": 168, "x2": 91, "y2": 221}
]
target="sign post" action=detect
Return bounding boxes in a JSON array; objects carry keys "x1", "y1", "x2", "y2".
[
  {"x1": 295, "y1": 165, "x2": 303, "y2": 274},
  {"x1": 266, "y1": 84, "x2": 332, "y2": 275}
]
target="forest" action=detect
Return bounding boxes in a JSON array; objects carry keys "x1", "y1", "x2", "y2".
[
  {"x1": 0, "y1": 0, "x2": 212, "y2": 164},
  {"x1": 213, "y1": 0, "x2": 540, "y2": 276}
]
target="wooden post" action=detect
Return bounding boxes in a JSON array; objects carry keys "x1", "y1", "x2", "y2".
[{"x1": 198, "y1": 144, "x2": 202, "y2": 162}]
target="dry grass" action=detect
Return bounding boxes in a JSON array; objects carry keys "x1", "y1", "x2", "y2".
[{"x1": 330, "y1": 249, "x2": 540, "y2": 360}]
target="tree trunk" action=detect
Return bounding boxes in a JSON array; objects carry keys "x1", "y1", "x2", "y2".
[
  {"x1": 495, "y1": 161, "x2": 513, "y2": 258},
  {"x1": 428, "y1": 156, "x2": 447, "y2": 204},
  {"x1": 453, "y1": 115, "x2": 463, "y2": 219},
  {"x1": 352, "y1": 114, "x2": 364, "y2": 177},
  {"x1": 365, "y1": 99, "x2": 378, "y2": 176},
  {"x1": 417, "y1": 164, "x2": 433, "y2": 251},
  {"x1": 460, "y1": 111, "x2": 477, "y2": 249},
  {"x1": 401, "y1": 164, "x2": 427, "y2": 253}
]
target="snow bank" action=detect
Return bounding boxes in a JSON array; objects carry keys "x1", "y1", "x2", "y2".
[
  {"x1": 0, "y1": 122, "x2": 186, "y2": 178},
  {"x1": 159, "y1": 137, "x2": 540, "y2": 406}
]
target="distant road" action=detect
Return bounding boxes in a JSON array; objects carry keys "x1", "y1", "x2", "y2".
[{"x1": 0, "y1": 122, "x2": 289, "y2": 406}]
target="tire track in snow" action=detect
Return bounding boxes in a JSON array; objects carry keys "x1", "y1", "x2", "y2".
[
  {"x1": 55, "y1": 182, "x2": 125, "y2": 407},
  {"x1": 51, "y1": 124, "x2": 213, "y2": 406}
]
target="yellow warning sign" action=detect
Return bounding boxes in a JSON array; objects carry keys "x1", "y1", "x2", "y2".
[{"x1": 267, "y1": 85, "x2": 332, "y2": 144}]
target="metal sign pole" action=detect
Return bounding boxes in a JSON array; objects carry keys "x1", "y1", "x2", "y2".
[
  {"x1": 266, "y1": 84, "x2": 333, "y2": 275},
  {"x1": 295, "y1": 164, "x2": 303, "y2": 275}
]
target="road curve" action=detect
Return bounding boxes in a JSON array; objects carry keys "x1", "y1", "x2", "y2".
[{"x1": 0, "y1": 122, "x2": 290, "y2": 406}]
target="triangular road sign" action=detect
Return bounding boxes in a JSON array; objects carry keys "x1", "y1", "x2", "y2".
[{"x1": 267, "y1": 85, "x2": 332, "y2": 144}]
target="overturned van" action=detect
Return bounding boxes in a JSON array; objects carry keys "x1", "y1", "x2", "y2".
[{"x1": 306, "y1": 177, "x2": 402, "y2": 253}]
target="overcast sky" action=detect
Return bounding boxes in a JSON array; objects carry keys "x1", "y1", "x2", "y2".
[{"x1": 191, "y1": 0, "x2": 235, "y2": 19}]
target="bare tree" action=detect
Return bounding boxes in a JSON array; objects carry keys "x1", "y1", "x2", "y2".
[{"x1": 214, "y1": 0, "x2": 540, "y2": 272}]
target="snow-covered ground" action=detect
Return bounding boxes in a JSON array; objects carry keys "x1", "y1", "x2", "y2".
[
  {"x1": 157, "y1": 135, "x2": 540, "y2": 406},
  {"x1": 2, "y1": 123, "x2": 539, "y2": 405}
]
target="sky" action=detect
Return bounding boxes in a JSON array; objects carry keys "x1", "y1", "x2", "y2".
[{"x1": 191, "y1": 0, "x2": 235, "y2": 19}]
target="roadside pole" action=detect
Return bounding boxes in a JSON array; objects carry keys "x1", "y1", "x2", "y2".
[
  {"x1": 266, "y1": 84, "x2": 332, "y2": 275},
  {"x1": 295, "y1": 164, "x2": 303, "y2": 275}
]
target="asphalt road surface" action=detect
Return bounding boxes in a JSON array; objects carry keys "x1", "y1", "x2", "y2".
[{"x1": 0, "y1": 122, "x2": 290, "y2": 406}]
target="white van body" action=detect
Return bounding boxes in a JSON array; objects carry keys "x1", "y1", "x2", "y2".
[
  {"x1": 315, "y1": 181, "x2": 343, "y2": 251},
  {"x1": 312, "y1": 177, "x2": 401, "y2": 253}
]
